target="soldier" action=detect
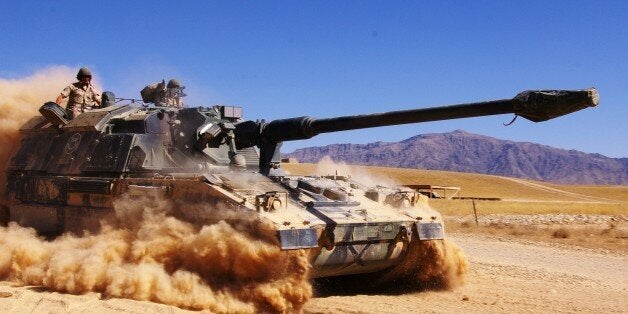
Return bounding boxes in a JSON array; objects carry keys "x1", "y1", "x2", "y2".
[
  {"x1": 158, "y1": 79, "x2": 185, "y2": 108},
  {"x1": 140, "y1": 78, "x2": 186, "y2": 108},
  {"x1": 55, "y1": 67, "x2": 101, "y2": 119}
]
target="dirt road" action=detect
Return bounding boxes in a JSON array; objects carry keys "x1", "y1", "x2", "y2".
[
  {"x1": 0, "y1": 233, "x2": 625, "y2": 313},
  {"x1": 502, "y1": 177, "x2": 620, "y2": 203}
]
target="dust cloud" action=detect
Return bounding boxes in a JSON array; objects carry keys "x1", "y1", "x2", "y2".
[
  {"x1": 316, "y1": 237, "x2": 469, "y2": 295},
  {"x1": 0, "y1": 193, "x2": 312, "y2": 313},
  {"x1": 375, "y1": 239, "x2": 469, "y2": 290},
  {"x1": 314, "y1": 156, "x2": 399, "y2": 187}
]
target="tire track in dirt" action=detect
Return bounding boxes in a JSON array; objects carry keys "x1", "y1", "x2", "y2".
[{"x1": 501, "y1": 177, "x2": 622, "y2": 203}]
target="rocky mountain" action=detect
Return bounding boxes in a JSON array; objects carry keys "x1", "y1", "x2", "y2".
[{"x1": 283, "y1": 130, "x2": 628, "y2": 185}]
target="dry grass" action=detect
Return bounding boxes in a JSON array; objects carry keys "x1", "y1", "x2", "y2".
[
  {"x1": 429, "y1": 199, "x2": 627, "y2": 216},
  {"x1": 540, "y1": 184, "x2": 628, "y2": 203},
  {"x1": 446, "y1": 218, "x2": 627, "y2": 253}
]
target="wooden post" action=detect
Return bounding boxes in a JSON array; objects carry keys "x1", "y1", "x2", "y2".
[{"x1": 472, "y1": 199, "x2": 479, "y2": 227}]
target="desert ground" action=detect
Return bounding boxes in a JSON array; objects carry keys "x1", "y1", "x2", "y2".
[
  {"x1": 0, "y1": 164, "x2": 625, "y2": 313},
  {"x1": 305, "y1": 232, "x2": 627, "y2": 313},
  {"x1": 0, "y1": 230, "x2": 625, "y2": 313}
]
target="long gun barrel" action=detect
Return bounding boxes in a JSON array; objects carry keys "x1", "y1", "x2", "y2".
[
  {"x1": 260, "y1": 88, "x2": 598, "y2": 142},
  {"x1": 233, "y1": 88, "x2": 598, "y2": 174}
]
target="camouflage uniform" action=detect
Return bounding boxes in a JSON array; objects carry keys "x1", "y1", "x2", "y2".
[
  {"x1": 154, "y1": 89, "x2": 184, "y2": 108},
  {"x1": 140, "y1": 79, "x2": 185, "y2": 108},
  {"x1": 61, "y1": 82, "x2": 100, "y2": 119}
]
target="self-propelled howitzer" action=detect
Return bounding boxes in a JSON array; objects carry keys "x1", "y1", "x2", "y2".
[{"x1": 2, "y1": 88, "x2": 597, "y2": 280}]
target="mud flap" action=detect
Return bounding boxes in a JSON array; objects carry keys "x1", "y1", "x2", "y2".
[{"x1": 415, "y1": 222, "x2": 445, "y2": 240}]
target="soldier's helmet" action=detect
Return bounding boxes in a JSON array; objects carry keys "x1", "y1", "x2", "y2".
[
  {"x1": 167, "y1": 79, "x2": 181, "y2": 89},
  {"x1": 77, "y1": 67, "x2": 92, "y2": 79}
]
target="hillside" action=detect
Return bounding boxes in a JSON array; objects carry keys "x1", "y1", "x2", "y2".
[{"x1": 283, "y1": 130, "x2": 628, "y2": 185}]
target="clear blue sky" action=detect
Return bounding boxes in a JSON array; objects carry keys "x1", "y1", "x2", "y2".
[{"x1": 1, "y1": 1, "x2": 626, "y2": 158}]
